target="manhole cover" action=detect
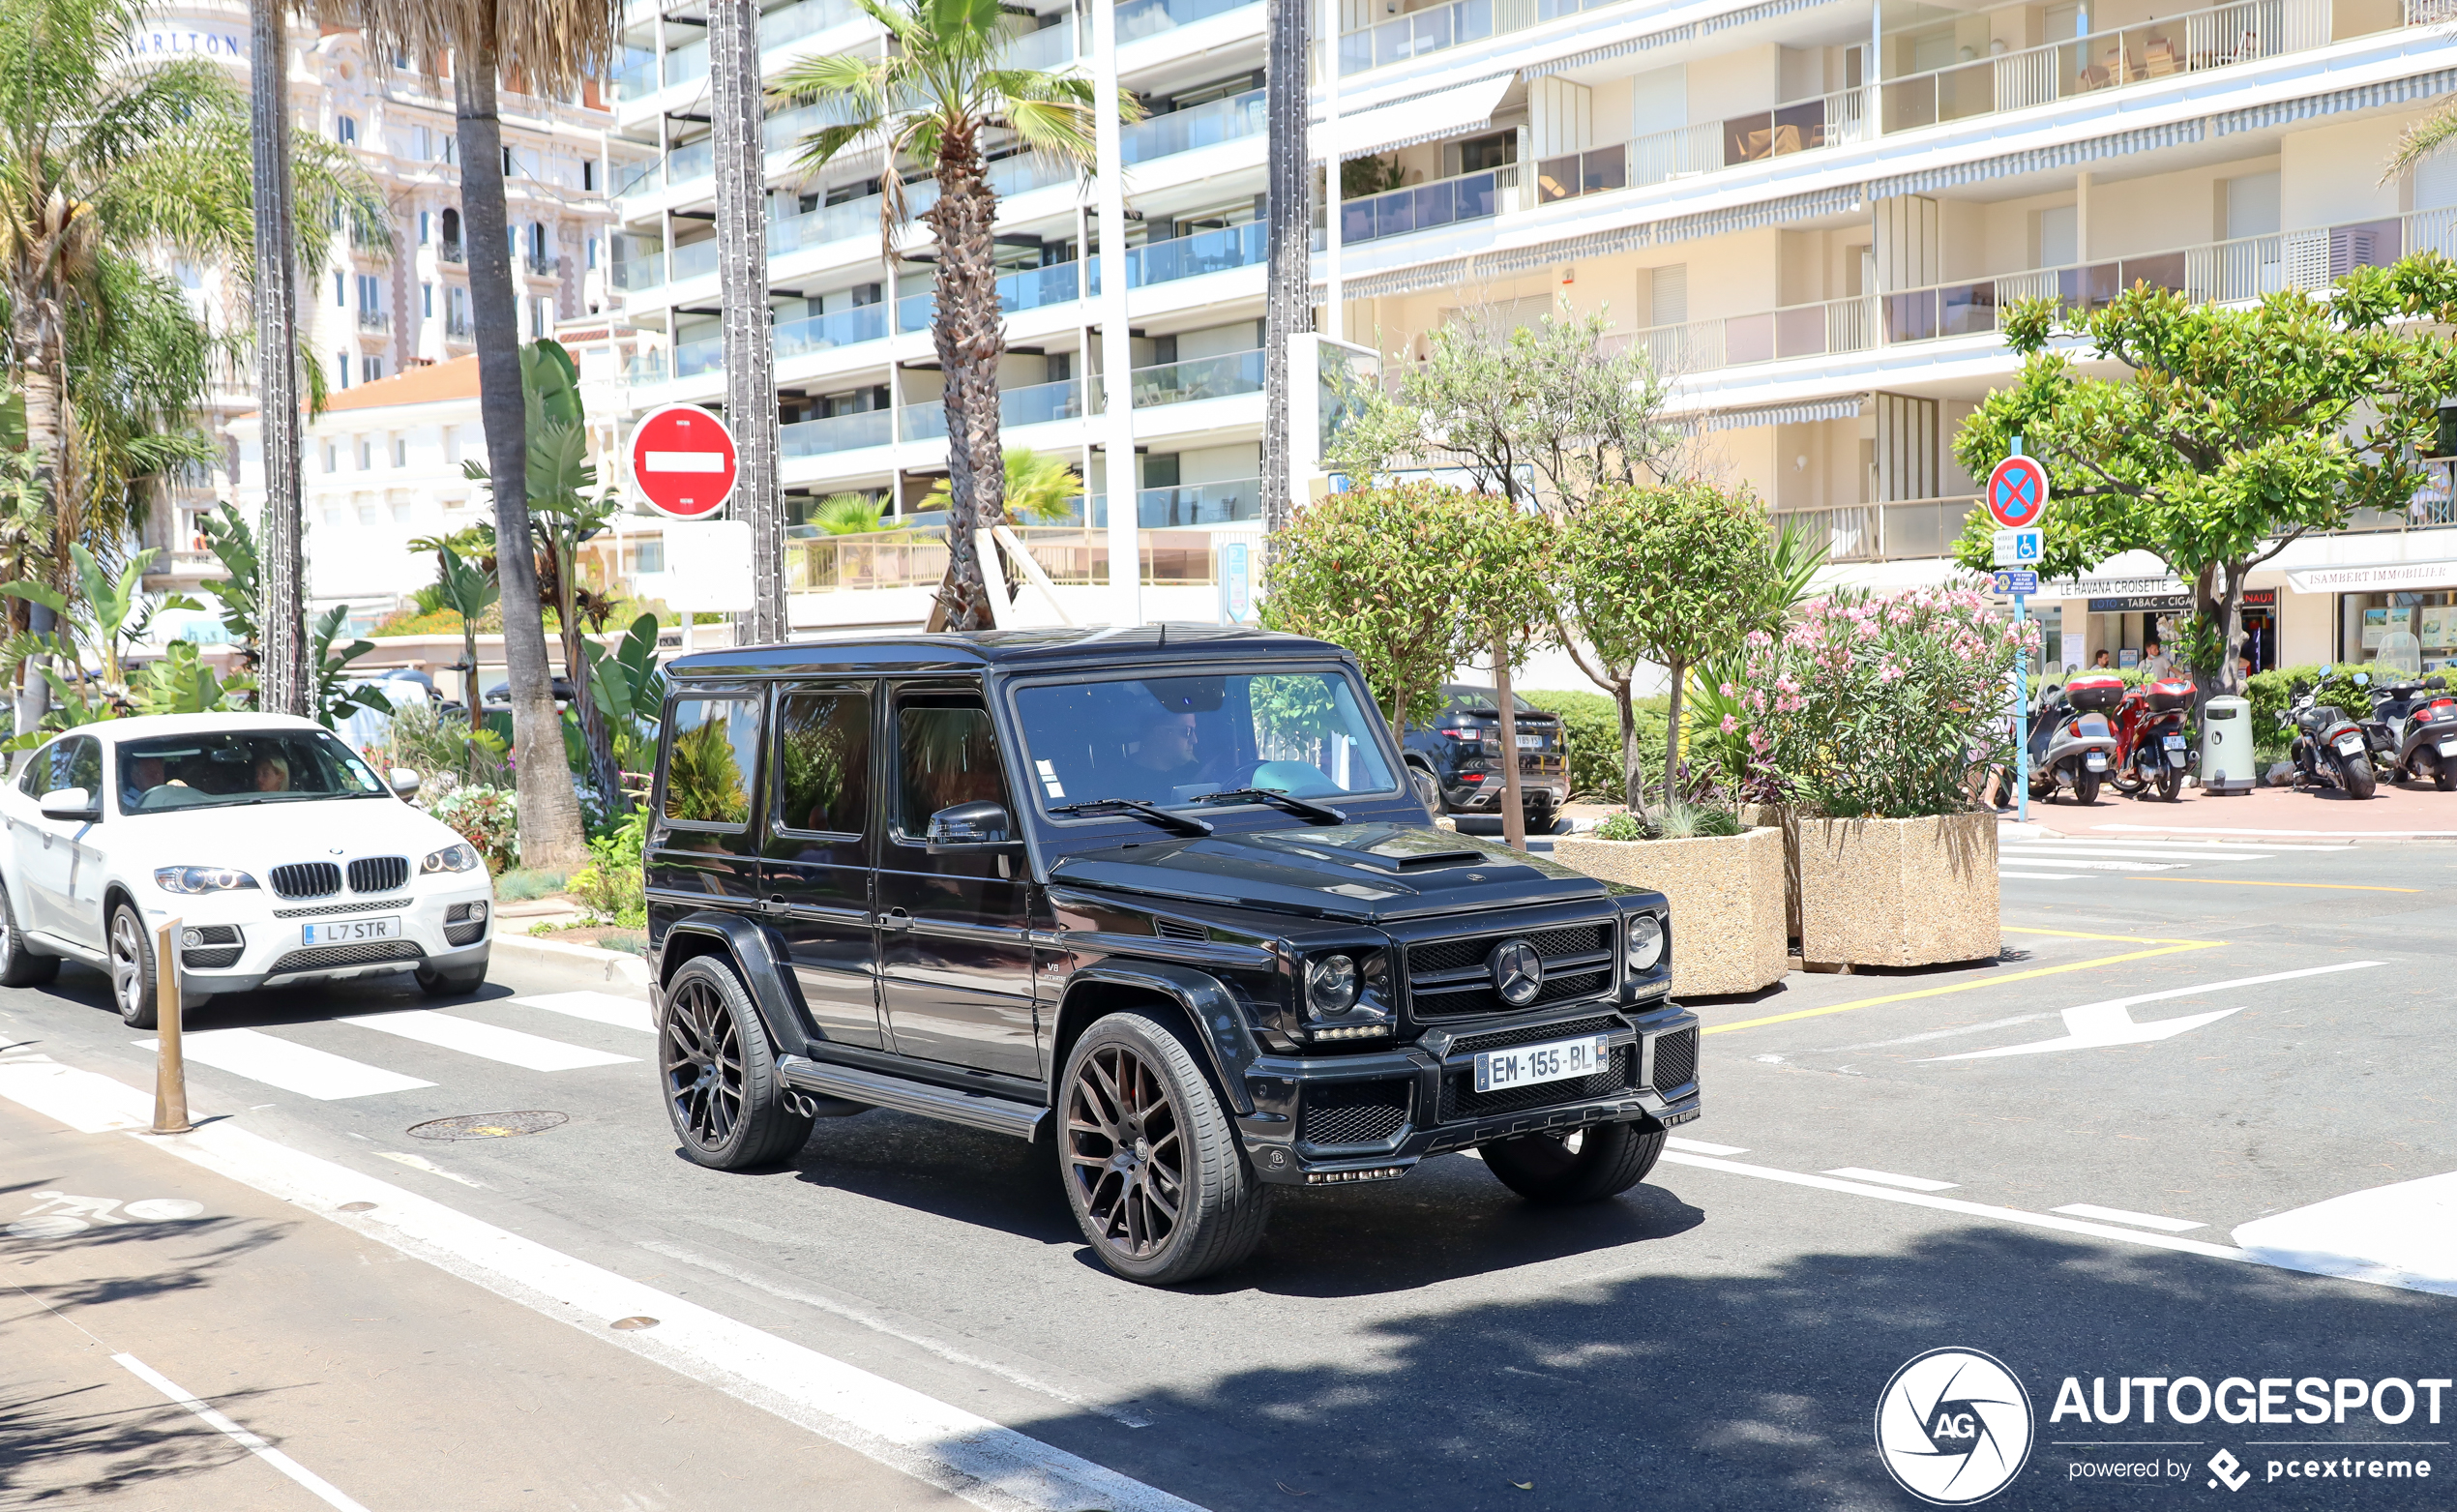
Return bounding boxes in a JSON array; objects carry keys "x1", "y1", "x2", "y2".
[{"x1": 408, "y1": 1111, "x2": 570, "y2": 1141}]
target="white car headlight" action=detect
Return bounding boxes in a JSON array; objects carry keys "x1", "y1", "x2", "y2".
[
  {"x1": 422, "y1": 843, "x2": 481, "y2": 874},
  {"x1": 154, "y1": 866, "x2": 259, "y2": 895},
  {"x1": 1625, "y1": 913, "x2": 1665, "y2": 974}
]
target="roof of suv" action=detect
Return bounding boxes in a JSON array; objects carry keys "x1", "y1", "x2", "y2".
[{"x1": 667, "y1": 625, "x2": 1347, "y2": 677}]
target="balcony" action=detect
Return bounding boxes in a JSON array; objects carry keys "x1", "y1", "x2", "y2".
[
  {"x1": 1770, "y1": 498, "x2": 1979, "y2": 563},
  {"x1": 1122, "y1": 347, "x2": 1264, "y2": 408},
  {"x1": 1122, "y1": 87, "x2": 1264, "y2": 164},
  {"x1": 774, "y1": 300, "x2": 891, "y2": 360},
  {"x1": 903, "y1": 377, "x2": 1086, "y2": 440},
  {"x1": 445, "y1": 314, "x2": 473, "y2": 341},
  {"x1": 438, "y1": 239, "x2": 466, "y2": 264},
  {"x1": 1531, "y1": 87, "x2": 1869, "y2": 210},
  {"x1": 1093, "y1": 478, "x2": 1262, "y2": 527},
  {"x1": 357, "y1": 310, "x2": 391, "y2": 333},
  {"x1": 1629, "y1": 207, "x2": 2457, "y2": 378},
  {"x1": 782, "y1": 407, "x2": 893, "y2": 457},
  {"x1": 523, "y1": 252, "x2": 561, "y2": 279},
  {"x1": 1116, "y1": 0, "x2": 1257, "y2": 44},
  {"x1": 1339, "y1": 165, "x2": 1512, "y2": 248},
  {"x1": 784, "y1": 526, "x2": 1228, "y2": 592}
]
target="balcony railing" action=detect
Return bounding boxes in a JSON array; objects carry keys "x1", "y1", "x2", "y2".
[
  {"x1": 667, "y1": 137, "x2": 714, "y2": 192},
  {"x1": 1092, "y1": 478, "x2": 1261, "y2": 527},
  {"x1": 438, "y1": 239, "x2": 465, "y2": 264},
  {"x1": 523, "y1": 252, "x2": 560, "y2": 278},
  {"x1": 445, "y1": 314, "x2": 473, "y2": 340},
  {"x1": 612, "y1": 159, "x2": 662, "y2": 199},
  {"x1": 1122, "y1": 87, "x2": 1264, "y2": 164},
  {"x1": 1770, "y1": 498, "x2": 1978, "y2": 564},
  {"x1": 903, "y1": 376, "x2": 1085, "y2": 440},
  {"x1": 782, "y1": 407, "x2": 893, "y2": 457},
  {"x1": 1116, "y1": 0, "x2": 1257, "y2": 44},
  {"x1": 999, "y1": 19, "x2": 1078, "y2": 71},
  {"x1": 1339, "y1": 165, "x2": 1512, "y2": 248},
  {"x1": 1536, "y1": 88, "x2": 1870, "y2": 207},
  {"x1": 356, "y1": 310, "x2": 390, "y2": 332},
  {"x1": 671, "y1": 239, "x2": 720, "y2": 283},
  {"x1": 1628, "y1": 207, "x2": 2457, "y2": 377},
  {"x1": 784, "y1": 526, "x2": 1227, "y2": 592},
  {"x1": 1122, "y1": 347, "x2": 1265, "y2": 408}
]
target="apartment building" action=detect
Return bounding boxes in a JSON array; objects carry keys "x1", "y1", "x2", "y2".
[
  {"x1": 141, "y1": 7, "x2": 648, "y2": 599},
  {"x1": 607, "y1": 0, "x2": 2457, "y2": 667}
]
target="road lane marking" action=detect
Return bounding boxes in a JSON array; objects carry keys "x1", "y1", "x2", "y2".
[
  {"x1": 509, "y1": 991, "x2": 656, "y2": 1034},
  {"x1": 376, "y1": 1151, "x2": 484, "y2": 1188},
  {"x1": 1997, "y1": 872, "x2": 2082, "y2": 880},
  {"x1": 1831, "y1": 1013, "x2": 2060, "y2": 1052},
  {"x1": 339, "y1": 1011, "x2": 638, "y2": 1072},
  {"x1": 1922, "y1": 961, "x2": 2386, "y2": 1060},
  {"x1": 640, "y1": 1239, "x2": 1155, "y2": 1429},
  {"x1": 0, "y1": 1057, "x2": 153, "y2": 1132},
  {"x1": 1999, "y1": 858, "x2": 2191, "y2": 872},
  {"x1": 2003, "y1": 842, "x2": 2281, "y2": 857},
  {"x1": 1704, "y1": 939, "x2": 2226, "y2": 1035},
  {"x1": 2053, "y1": 1203, "x2": 2206, "y2": 1232},
  {"x1": 1822, "y1": 1168, "x2": 1957, "y2": 1191},
  {"x1": 138, "y1": 1029, "x2": 432, "y2": 1100},
  {"x1": 2089, "y1": 823, "x2": 2426, "y2": 842},
  {"x1": 1664, "y1": 1137, "x2": 1749, "y2": 1156},
  {"x1": 126, "y1": 1116, "x2": 1204, "y2": 1512},
  {"x1": 2001, "y1": 927, "x2": 2229, "y2": 944},
  {"x1": 113, "y1": 1352, "x2": 372, "y2": 1512},
  {"x1": 2125, "y1": 877, "x2": 2423, "y2": 892}
]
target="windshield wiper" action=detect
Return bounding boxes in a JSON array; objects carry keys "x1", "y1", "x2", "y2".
[
  {"x1": 1193, "y1": 788, "x2": 1347, "y2": 826},
  {"x1": 1047, "y1": 798, "x2": 1214, "y2": 837}
]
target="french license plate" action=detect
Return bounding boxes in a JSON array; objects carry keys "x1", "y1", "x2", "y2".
[
  {"x1": 2337, "y1": 735, "x2": 2366, "y2": 755},
  {"x1": 303, "y1": 916, "x2": 400, "y2": 946},
  {"x1": 1474, "y1": 1033, "x2": 1611, "y2": 1094},
  {"x1": 2441, "y1": 739, "x2": 2457, "y2": 756},
  {"x1": 2162, "y1": 735, "x2": 2187, "y2": 750},
  {"x1": 1517, "y1": 734, "x2": 1545, "y2": 750},
  {"x1": 2085, "y1": 754, "x2": 2108, "y2": 770}
]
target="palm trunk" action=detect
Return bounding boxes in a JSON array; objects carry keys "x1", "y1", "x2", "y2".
[
  {"x1": 459, "y1": 54, "x2": 585, "y2": 868},
  {"x1": 13, "y1": 346, "x2": 59, "y2": 739},
  {"x1": 250, "y1": 0, "x2": 307, "y2": 715},
  {"x1": 924, "y1": 124, "x2": 999, "y2": 632},
  {"x1": 1662, "y1": 654, "x2": 1687, "y2": 802},
  {"x1": 1259, "y1": 0, "x2": 1308, "y2": 566},
  {"x1": 1494, "y1": 632, "x2": 1525, "y2": 849},
  {"x1": 709, "y1": 0, "x2": 784, "y2": 644}
]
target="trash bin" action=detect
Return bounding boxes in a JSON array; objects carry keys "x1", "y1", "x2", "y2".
[{"x1": 2201, "y1": 695, "x2": 2256, "y2": 794}]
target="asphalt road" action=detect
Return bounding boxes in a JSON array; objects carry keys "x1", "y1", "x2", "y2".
[{"x1": 7, "y1": 838, "x2": 2457, "y2": 1512}]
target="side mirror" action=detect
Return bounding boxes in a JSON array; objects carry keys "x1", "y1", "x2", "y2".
[
  {"x1": 2321, "y1": 664, "x2": 2334, "y2": 676},
  {"x1": 39, "y1": 786, "x2": 97, "y2": 821},
  {"x1": 388, "y1": 767, "x2": 421, "y2": 799},
  {"x1": 2430, "y1": 676, "x2": 2447, "y2": 690},
  {"x1": 2355, "y1": 671, "x2": 2372, "y2": 687},
  {"x1": 2292, "y1": 680, "x2": 2312, "y2": 697},
  {"x1": 926, "y1": 799, "x2": 1016, "y2": 852}
]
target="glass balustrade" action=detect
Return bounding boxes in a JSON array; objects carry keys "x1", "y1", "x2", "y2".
[
  {"x1": 674, "y1": 333, "x2": 724, "y2": 377},
  {"x1": 775, "y1": 301, "x2": 892, "y2": 359},
  {"x1": 1090, "y1": 478, "x2": 1262, "y2": 527},
  {"x1": 781, "y1": 408, "x2": 893, "y2": 457},
  {"x1": 611, "y1": 252, "x2": 666, "y2": 291},
  {"x1": 763, "y1": 0, "x2": 860, "y2": 49},
  {"x1": 903, "y1": 377, "x2": 1085, "y2": 441},
  {"x1": 612, "y1": 160, "x2": 663, "y2": 201},
  {"x1": 1122, "y1": 88, "x2": 1264, "y2": 164},
  {"x1": 665, "y1": 37, "x2": 708, "y2": 87},
  {"x1": 1125, "y1": 348, "x2": 1264, "y2": 407},
  {"x1": 999, "y1": 21, "x2": 1078, "y2": 71},
  {"x1": 1339, "y1": 0, "x2": 1490, "y2": 76},
  {"x1": 1116, "y1": 0, "x2": 1258, "y2": 44},
  {"x1": 1339, "y1": 169, "x2": 1501, "y2": 248},
  {"x1": 670, "y1": 240, "x2": 721, "y2": 282},
  {"x1": 612, "y1": 54, "x2": 659, "y2": 100},
  {"x1": 667, "y1": 138, "x2": 714, "y2": 191}
]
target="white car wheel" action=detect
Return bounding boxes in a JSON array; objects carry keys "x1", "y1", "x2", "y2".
[{"x1": 109, "y1": 905, "x2": 158, "y2": 1030}]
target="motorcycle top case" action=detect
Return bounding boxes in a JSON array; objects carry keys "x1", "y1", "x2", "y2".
[
  {"x1": 2146, "y1": 678, "x2": 2194, "y2": 712},
  {"x1": 2064, "y1": 672, "x2": 2128, "y2": 711}
]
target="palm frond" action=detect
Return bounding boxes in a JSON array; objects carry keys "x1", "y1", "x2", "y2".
[{"x1": 2383, "y1": 99, "x2": 2457, "y2": 184}]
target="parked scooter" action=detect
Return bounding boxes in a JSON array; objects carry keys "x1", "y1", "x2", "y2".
[
  {"x1": 2111, "y1": 675, "x2": 2196, "y2": 802},
  {"x1": 2360, "y1": 673, "x2": 2457, "y2": 790},
  {"x1": 2281, "y1": 667, "x2": 2377, "y2": 799},
  {"x1": 2028, "y1": 672, "x2": 2124, "y2": 805}
]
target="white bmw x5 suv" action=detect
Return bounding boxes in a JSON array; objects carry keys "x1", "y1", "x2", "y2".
[{"x1": 0, "y1": 713, "x2": 496, "y2": 1027}]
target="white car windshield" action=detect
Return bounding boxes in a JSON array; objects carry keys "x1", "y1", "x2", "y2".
[
  {"x1": 116, "y1": 730, "x2": 389, "y2": 815},
  {"x1": 1013, "y1": 670, "x2": 1397, "y2": 813}
]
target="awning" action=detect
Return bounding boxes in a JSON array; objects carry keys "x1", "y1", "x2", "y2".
[
  {"x1": 2286, "y1": 560, "x2": 2457, "y2": 595},
  {"x1": 1312, "y1": 74, "x2": 1513, "y2": 163}
]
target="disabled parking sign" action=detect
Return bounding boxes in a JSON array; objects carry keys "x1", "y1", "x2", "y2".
[{"x1": 1986, "y1": 455, "x2": 2049, "y2": 529}]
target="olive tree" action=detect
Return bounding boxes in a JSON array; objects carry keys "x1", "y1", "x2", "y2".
[
  {"x1": 1453, "y1": 493, "x2": 1554, "y2": 847},
  {"x1": 1951, "y1": 264, "x2": 2457, "y2": 701}
]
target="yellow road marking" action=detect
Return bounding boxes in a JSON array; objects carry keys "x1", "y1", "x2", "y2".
[
  {"x1": 1702, "y1": 941, "x2": 2226, "y2": 1035},
  {"x1": 2002, "y1": 926, "x2": 2227, "y2": 945},
  {"x1": 2125, "y1": 877, "x2": 2421, "y2": 893}
]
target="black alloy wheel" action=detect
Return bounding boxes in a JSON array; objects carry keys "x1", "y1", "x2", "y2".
[
  {"x1": 1480, "y1": 1120, "x2": 1666, "y2": 1205},
  {"x1": 659, "y1": 958, "x2": 811, "y2": 1170},
  {"x1": 1059, "y1": 1012, "x2": 1266, "y2": 1285}
]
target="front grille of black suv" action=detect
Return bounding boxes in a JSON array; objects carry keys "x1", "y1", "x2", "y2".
[
  {"x1": 1650, "y1": 1026, "x2": 1699, "y2": 1093},
  {"x1": 1438, "y1": 1045, "x2": 1637, "y2": 1123},
  {"x1": 1406, "y1": 922, "x2": 1615, "y2": 1018},
  {"x1": 269, "y1": 862, "x2": 342, "y2": 899},
  {"x1": 1300, "y1": 1081, "x2": 1411, "y2": 1145},
  {"x1": 348, "y1": 856, "x2": 409, "y2": 893}
]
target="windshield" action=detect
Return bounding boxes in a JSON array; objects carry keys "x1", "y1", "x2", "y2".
[
  {"x1": 1013, "y1": 670, "x2": 1398, "y2": 814},
  {"x1": 116, "y1": 729, "x2": 389, "y2": 815}
]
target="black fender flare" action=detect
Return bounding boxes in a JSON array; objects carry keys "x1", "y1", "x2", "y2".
[
  {"x1": 1053, "y1": 960, "x2": 1264, "y2": 1115},
  {"x1": 658, "y1": 909, "x2": 809, "y2": 1058}
]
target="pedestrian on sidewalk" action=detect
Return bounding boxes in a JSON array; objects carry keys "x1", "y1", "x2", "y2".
[{"x1": 2141, "y1": 639, "x2": 2175, "y2": 679}]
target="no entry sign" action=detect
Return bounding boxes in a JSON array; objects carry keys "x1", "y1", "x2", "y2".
[
  {"x1": 629, "y1": 403, "x2": 738, "y2": 519},
  {"x1": 1985, "y1": 454, "x2": 2049, "y2": 529}
]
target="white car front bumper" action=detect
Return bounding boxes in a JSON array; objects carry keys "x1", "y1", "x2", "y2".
[{"x1": 160, "y1": 882, "x2": 495, "y2": 993}]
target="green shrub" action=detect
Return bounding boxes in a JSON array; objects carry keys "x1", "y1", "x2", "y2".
[
  {"x1": 495, "y1": 868, "x2": 568, "y2": 901},
  {"x1": 1591, "y1": 810, "x2": 1643, "y2": 841},
  {"x1": 429, "y1": 786, "x2": 520, "y2": 873},
  {"x1": 569, "y1": 807, "x2": 647, "y2": 927},
  {"x1": 1519, "y1": 689, "x2": 1671, "y2": 801}
]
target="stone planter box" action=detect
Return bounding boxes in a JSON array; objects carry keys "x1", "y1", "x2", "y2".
[
  {"x1": 1793, "y1": 812, "x2": 1998, "y2": 968},
  {"x1": 1552, "y1": 826, "x2": 1787, "y2": 997}
]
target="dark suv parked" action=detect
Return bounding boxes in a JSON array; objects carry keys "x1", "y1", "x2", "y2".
[
  {"x1": 1400, "y1": 685, "x2": 1570, "y2": 828},
  {"x1": 645, "y1": 628, "x2": 1697, "y2": 1285}
]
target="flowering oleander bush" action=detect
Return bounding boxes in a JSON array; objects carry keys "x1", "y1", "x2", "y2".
[
  {"x1": 429, "y1": 785, "x2": 520, "y2": 873},
  {"x1": 1737, "y1": 586, "x2": 2036, "y2": 818}
]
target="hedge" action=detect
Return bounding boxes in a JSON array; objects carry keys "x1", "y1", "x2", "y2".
[{"x1": 1519, "y1": 688, "x2": 1672, "y2": 801}]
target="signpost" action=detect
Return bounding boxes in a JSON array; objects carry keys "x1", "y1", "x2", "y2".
[
  {"x1": 1987, "y1": 447, "x2": 2049, "y2": 822},
  {"x1": 629, "y1": 405, "x2": 742, "y2": 653}
]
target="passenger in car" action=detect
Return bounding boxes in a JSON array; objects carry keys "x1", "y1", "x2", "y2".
[{"x1": 253, "y1": 752, "x2": 292, "y2": 793}]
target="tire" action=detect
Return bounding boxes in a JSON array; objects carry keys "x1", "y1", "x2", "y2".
[
  {"x1": 415, "y1": 956, "x2": 488, "y2": 997},
  {"x1": 2438, "y1": 755, "x2": 2455, "y2": 793},
  {"x1": 1525, "y1": 801, "x2": 1556, "y2": 836},
  {"x1": 2073, "y1": 768, "x2": 2102, "y2": 805},
  {"x1": 108, "y1": 903, "x2": 159, "y2": 1030},
  {"x1": 1058, "y1": 1011, "x2": 1267, "y2": 1286},
  {"x1": 0, "y1": 878, "x2": 58, "y2": 988},
  {"x1": 658, "y1": 957, "x2": 812, "y2": 1171},
  {"x1": 1406, "y1": 764, "x2": 1441, "y2": 811},
  {"x1": 2156, "y1": 764, "x2": 2183, "y2": 802},
  {"x1": 2339, "y1": 749, "x2": 2377, "y2": 799},
  {"x1": 1480, "y1": 1120, "x2": 1667, "y2": 1205}
]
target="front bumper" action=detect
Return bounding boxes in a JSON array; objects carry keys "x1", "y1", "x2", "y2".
[
  {"x1": 150, "y1": 884, "x2": 496, "y2": 993},
  {"x1": 1232, "y1": 999, "x2": 1702, "y2": 1185}
]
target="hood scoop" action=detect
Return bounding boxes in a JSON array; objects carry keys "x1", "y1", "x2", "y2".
[{"x1": 1241, "y1": 825, "x2": 1485, "y2": 874}]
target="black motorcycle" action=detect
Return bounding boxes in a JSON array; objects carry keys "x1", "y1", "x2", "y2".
[
  {"x1": 2281, "y1": 668, "x2": 2377, "y2": 799},
  {"x1": 2361, "y1": 674, "x2": 2457, "y2": 790}
]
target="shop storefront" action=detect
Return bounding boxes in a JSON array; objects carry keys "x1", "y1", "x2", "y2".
[{"x1": 2285, "y1": 562, "x2": 2457, "y2": 676}]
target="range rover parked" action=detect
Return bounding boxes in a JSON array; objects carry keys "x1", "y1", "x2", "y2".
[
  {"x1": 1399, "y1": 686, "x2": 1570, "y2": 830},
  {"x1": 645, "y1": 628, "x2": 1696, "y2": 1285}
]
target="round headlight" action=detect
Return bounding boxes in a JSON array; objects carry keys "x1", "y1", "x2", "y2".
[
  {"x1": 1305, "y1": 954, "x2": 1358, "y2": 1018},
  {"x1": 1625, "y1": 913, "x2": 1664, "y2": 974}
]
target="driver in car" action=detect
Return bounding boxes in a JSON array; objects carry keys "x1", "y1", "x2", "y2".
[{"x1": 1127, "y1": 707, "x2": 1207, "y2": 798}]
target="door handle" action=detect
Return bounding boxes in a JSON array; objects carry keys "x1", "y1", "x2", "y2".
[
  {"x1": 759, "y1": 895, "x2": 789, "y2": 916},
  {"x1": 880, "y1": 907, "x2": 912, "y2": 932}
]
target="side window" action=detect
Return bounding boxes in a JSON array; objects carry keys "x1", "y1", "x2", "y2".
[
  {"x1": 894, "y1": 697, "x2": 1008, "y2": 841},
  {"x1": 662, "y1": 697, "x2": 760, "y2": 827},
  {"x1": 772, "y1": 689, "x2": 870, "y2": 835},
  {"x1": 15, "y1": 741, "x2": 55, "y2": 796},
  {"x1": 63, "y1": 738, "x2": 102, "y2": 796}
]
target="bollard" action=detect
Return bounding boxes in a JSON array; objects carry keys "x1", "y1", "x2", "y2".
[{"x1": 151, "y1": 917, "x2": 191, "y2": 1135}]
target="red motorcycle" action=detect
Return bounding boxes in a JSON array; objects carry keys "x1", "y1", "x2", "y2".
[{"x1": 2110, "y1": 676, "x2": 2196, "y2": 801}]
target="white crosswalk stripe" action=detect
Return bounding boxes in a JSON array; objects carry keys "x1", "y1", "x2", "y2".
[
  {"x1": 1995, "y1": 832, "x2": 2323, "y2": 883},
  {"x1": 129, "y1": 996, "x2": 653, "y2": 1100},
  {"x1": 338, "y1": 1010, "x2": 640, "y2": 1072},
  {"x1": 509, "y1": 990, "x2": 656, "y2": 1034},
  {"x1": 140, "y1": 1028, "x2": 434, "y2": 1101}
]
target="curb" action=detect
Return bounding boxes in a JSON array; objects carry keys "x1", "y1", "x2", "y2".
[{"x1": 493, "y1": 932, "x2": 651, "y2": 989}]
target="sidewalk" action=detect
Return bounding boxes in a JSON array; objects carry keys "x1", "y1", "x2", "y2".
[
  {"x1": 2008, "y1": 779, "x2": 2457, "y2": 840},
  {"x1": 0, "y1": 1095, "x2": 968, "y2": 1512}
]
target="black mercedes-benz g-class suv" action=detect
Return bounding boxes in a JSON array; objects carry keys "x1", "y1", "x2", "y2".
[{"x1": 645, "y1": 627, "x2": 1699, "y2": 1285}]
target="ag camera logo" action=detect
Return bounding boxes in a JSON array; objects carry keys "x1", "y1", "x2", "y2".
[{"x1": 1876, "y1": 1349, "x2": 2037, "y2": 1504}]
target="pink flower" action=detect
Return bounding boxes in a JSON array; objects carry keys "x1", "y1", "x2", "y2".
[{"x1": 1720, "y1": 714, "x2": 1738, "y2": 733}]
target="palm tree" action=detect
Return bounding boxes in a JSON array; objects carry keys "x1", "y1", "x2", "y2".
[
  {"x1": 311, "y1": 0, "x2": 618, "y2": 869},
  {"x1": 774, "y1": 0, "x2": 1128, "y2": 631},
  {"x1": 812, "y1": 492, "x2": 887, "y2": 535},
  {"x1": 0, "y1": 0, "x2": 378, "y2": 734}
]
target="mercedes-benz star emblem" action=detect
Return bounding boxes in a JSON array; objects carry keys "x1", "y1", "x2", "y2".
[{"x1": 1489, "y1": 938, "x2": 1543, "y2": 1006}]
